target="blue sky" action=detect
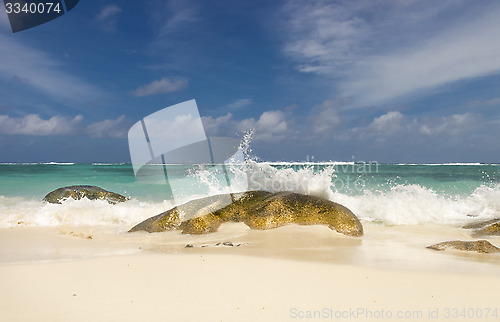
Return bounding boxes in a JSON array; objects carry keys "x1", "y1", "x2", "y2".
[{"x1": 1, "y1": 0, "x2": 500, "y2": 163}]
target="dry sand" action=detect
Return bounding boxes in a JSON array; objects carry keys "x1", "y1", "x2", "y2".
[{"x1": 1, "y1": 224, "x2": 500, "y2": 321}]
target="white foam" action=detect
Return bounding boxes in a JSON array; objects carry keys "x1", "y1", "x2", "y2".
[
  {"x1": 3, "y1": 154, "x2": 500, "y2": 228},
  {"x1": 42, "y1": 162, "x2": 75, "y2": 165},
  {"x1": 239, "y1": 161, "x2": 336, "y2": 200},
  {"x1": 396, "y1": 163, "x2": 485, "y2": 166},
  {"x1": 2, "y1": 182, "x2": 500, "y2": 227},
  {"x1": 0, "y1": 196, "x2": 174, "y2": 229},
  {"x1": 332, "y1": 184, "x2": 500, "y2": 226}
]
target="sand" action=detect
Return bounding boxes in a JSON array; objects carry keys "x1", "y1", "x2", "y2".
[{"x1": 1, "y1": 224, "x2": 500, "y2": 321}]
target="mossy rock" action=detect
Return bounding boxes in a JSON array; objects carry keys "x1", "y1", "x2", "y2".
[
  {"x1": 243, "y1": 192, "x2": 363, "y2": 236},
  {"x1": 179, "y1": 213, "x2": 224, "y2": 234},
  {"x1": 43, "y1": 185, "x2": 128, "y2": 204},
  {"x1": 129, "y1": 191, "x2": 363, "y2": 237},
  {"x1": 426, "y1": 240, "x2": 500, "y2": 253},
  {"x1": 129, "y1": 191, "x2": 272, "y2": 233},
  {"x1": 128, "y1": 207, "x2": 181, "y2": 233},
  {"x1": 463, "y1": 218, "x2": 500, "y2": 236}
]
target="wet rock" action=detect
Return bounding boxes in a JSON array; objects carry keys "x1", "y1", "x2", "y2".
[
  {"x1": 129, "y1": 191, "x2": 363, "y2": 237},
  {"x1": 128, "y1": 207, "x2": 181, "y2": 233},
  {"x1": 426, "y1": 240, "x2": 500, "y2": 253},
  {"x1": 129, "y1": 191, "x2": 271, "y2": 233},
  {"x1": 179, "y1": 213, "x2": 224, "y2": 234},
  {"x1": 463, "y1": 218, "x2": 500, "y2": 236},
  {"x1": 43, "y1": 185, "x2": 128, "y2": 204},
  {"x1": 241, "y1": 192, "x2": 363, "y2": 237}
]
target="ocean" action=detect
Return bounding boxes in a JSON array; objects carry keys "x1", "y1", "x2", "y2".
[{"x1": 1, "y1": 162, "x2": 500, "y2": 230}]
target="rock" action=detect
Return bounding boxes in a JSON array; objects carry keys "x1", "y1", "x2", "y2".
[
  {"x1": 179, "y1": 212, "x2": 224, "y2": 234},
  {"x1": 463, "y1": 218, "x2": 500, "y2": 236},
  {"x1": 185, "y1": 242, "x2": 246, "y2": 248},
  {"x1": 426, "y1": 240, "x2": 500, "y2": 253},
  {"x1": 242, "y1": 192, "x2": 363, "y2": 237},
  {"x1": 129, "y1": 190, "x2": 363, "y2": 237},
  {"x1": 129, "y1": 191, "x2": 271, "y2": 233},
  {"x1": 128, "y1": 207, "x2": 181, "y2": 233},
  {"x1": 43, "y1": 185, "x2": 128, "y2": 204}
]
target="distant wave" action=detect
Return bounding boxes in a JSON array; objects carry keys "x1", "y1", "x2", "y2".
[
  {"x1": 266, "y1": 161, "x2": 355, "y2": 166},
  {"x1": 43, "y1": 162, "x2": 75, "y2": 165},
  {"x1": 0, "y1": 162, "x2": 75, "y2": 165},
  {"x1": 396, "y1": 163, "x2": 487, "y2": 166},
  {"x1": 0, "y1": 162, "x2": 38, "y2": 165}
]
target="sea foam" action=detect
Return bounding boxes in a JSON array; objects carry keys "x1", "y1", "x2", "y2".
[{"x1": 1, "y1": 159, "x2": 500, "y2": 228}]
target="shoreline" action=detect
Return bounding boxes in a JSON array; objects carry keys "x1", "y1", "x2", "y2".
[{"x1": 2, "y1": 223, "x2": 500, "y2": 273}]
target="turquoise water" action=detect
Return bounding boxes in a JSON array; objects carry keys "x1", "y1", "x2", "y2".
[
  {"x1": 1, "y1": 162, "x2": 500, "y2": 227},
  {"x1": 332, "y1": 163, "x2": 500, "y2": 196},
  {"x1": 1, "y1": 163, "x2": 499, "y2": 199}
]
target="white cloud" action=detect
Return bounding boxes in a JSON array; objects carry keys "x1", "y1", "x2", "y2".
[
  {"x1": 201, "y1": 113, "x2": 233, "y2": 137},
  {"x1": 468, "y1": 97, "x2": 500, "y2": 109},
  {"x1": 86, "y1": 115, "x2": 129, "y2": 138},
  {"x1": 96, "y1": 5, "x2": 122, "y2": 21},
  {"x1": 223, "y1": 98, "x2": 253, "y2": 110},
  {"x1": 158, "y1": 0, "x2": 199, "y2": 36},
  {"x1": 345, "y1": 111, "x2": 408, "y2": 140},
  {"x1": 282, "y1": 1, "x2": 500, "y2": 106},
  {"x1": 344, "y1": 111, "x2": 478, "y2": 142},
  {"x1": 0, "y1": 113, "x2": 132, "y2": 138},
  {"x1": 253, "y1": 111, "x2": 289, "y2": 141},
  {"x1": 419, "y1": 113, "x2": 477, "y2": 135},
  {"x1": 96, "y1": 5, "x2": 122, "y2": 33},
  {"x1": 308, "y1": 99, "x2": 342, "y2": 134},
  {"x1": 370, "y1": 111, "x2": 405, "y2": 134},
  {"x1": 0, "y1": 114, "x2": 83, "y2": 136},
  {"x1": 0, "y1": 33, "x2": 104, "y2": 103},
  {"x1": 130, "y1": 77, "x2": 188, "y2": 97},
  {"x1": 201, "y1": 110, "x2": 290, "y2": 142},
  {"x1": 283, "y1": 0, "x2": 369, "y2": 73},
  {"x1": 197, "y1": 99, "x2": 484, "y2": 149}
]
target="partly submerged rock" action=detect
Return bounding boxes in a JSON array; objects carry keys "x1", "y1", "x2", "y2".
[
  {"x1": 463, "y1": 218, "x2": 500, "y2": 236},
  {"x1": 43, "y1": 185, "x2": 128, "y2": 204},
  {"x1": 129, "y1": 191, "x2": 363, "y2": 237},
  {"x1": 426, "y1": 240, "x2": 500, "y2": 253}
]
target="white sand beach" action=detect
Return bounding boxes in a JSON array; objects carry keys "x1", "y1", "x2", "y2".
[{"x1": 1, "y1": 224, "x2": 499, "y2": 321}]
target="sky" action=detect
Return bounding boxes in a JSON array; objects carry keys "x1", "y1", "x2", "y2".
[{"x1": 1, "y1": 0, "x2": 500, "y2": 163}]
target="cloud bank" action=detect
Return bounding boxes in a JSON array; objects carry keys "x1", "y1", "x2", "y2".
[
  {"x1": 282, "y1": 0, "x2": 500, "y2": 106},
  {"x1": 0, "y1": 114, "x2": 83, "y2": 136},
  {"x1": 0, "y1": 33, "x2": 103, "y2": 103}
]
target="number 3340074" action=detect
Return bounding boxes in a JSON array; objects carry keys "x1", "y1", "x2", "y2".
[{"x1": 5, "y1": 2, "x2": 62, "y2": 14}]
